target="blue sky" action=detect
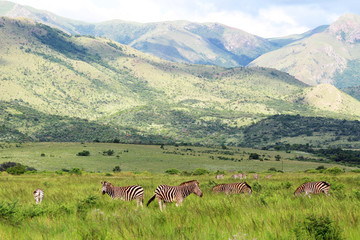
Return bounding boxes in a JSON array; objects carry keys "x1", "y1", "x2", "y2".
[{"x1": 9, "y1": 0, "x2": 360, "y2": 38}]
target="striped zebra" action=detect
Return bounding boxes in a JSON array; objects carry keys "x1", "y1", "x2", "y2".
[
  {"x1": 212, "y1": 182, "x2": 252, "y2": 195},
  {"x1": 231, "y1": 174, "x2": 243, "y2": 179},
  {"x1": 215, "y1": 174, "x2": 224, "y2": 179},
  {"x1": 294, "y1": 181, "x2": 331, "y2": 198},
  {"x1": 146, "y1": 180, "x2": 203, "y2": 211},
  {"x1": 101, "y1": 181, "x2": 144, "y2": 208},
  {"x1": 33, "y1": 189, "x2": 44, "y2": 204}
]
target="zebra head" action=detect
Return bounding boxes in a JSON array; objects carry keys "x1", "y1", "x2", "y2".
[
  {"x1": 101, "y1": 181, "x2": 112, "y2": 195},
  {"x1": 181, "y1": 180, "x2": 203, "y2": 197}
]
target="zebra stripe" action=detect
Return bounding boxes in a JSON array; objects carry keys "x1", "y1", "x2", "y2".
[
  {"x1": 101, "y1": 181, "x2": 144, "y2": 207},
  {"x1": 147, "y1": 180, "x2": 203, "y2": 211},
  {"x1": 212, "y1": 182, "x2": 252, "y2": 195},
  {"x1": 294, "y1": 181, "x2": 330, "y2": 197},
  {"x1": 33, "y1": 189, "x2": 44, "y2": 204}
]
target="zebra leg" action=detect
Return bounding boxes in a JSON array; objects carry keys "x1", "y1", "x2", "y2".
[{"x1": 158, "y1": 199, "x2": 163, "y2": 211}]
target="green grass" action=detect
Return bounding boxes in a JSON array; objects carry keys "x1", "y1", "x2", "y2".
[
  {"x1": 0, "y1": 172, "x2": 359, "y2": 239},
  {"x1": 0, "y1": 142, "x2": 354, "y2": 173}
]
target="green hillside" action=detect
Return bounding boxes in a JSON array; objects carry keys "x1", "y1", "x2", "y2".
[
  {"x1": 1, "y1": 17, "x2": 360, "y2": 146},
  {"x1": 0, "y1": 1, "x2": 277, "y2": 67},
  {"x1": 250, "y1": 13, "x2": 360, "y2": 91}
]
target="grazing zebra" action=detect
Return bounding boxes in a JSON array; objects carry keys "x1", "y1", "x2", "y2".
[
  {"x1": 215, "y1": 174, "x2": 224, "y2": 179},
  {"x1": 101, "y1": 181, "x2": 144, "y2": 208},
  {"x1": 33, "y1": 189, "x2": 44, "y2": 204},
  {"x1": 147, "y1": 180, "x2": 203, "y2": 211},
  {"x1": 294, "y1": 181, "x2": 331, "y2": 198},
  {"x1": 231, "y1": 174, "x2": 241, "y2": 179},
  {"x1": 212, "y1": 182, "x2": 252, "y2": 195},
  {"x1": 253, "y1": 174, "x2": 259, "y2": 180},
  {"x1": 265, "y1": 174, "x2": 272, "y2": 179}
]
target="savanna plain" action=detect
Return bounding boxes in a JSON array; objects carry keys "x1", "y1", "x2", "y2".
[{"x1": 0, "y1": 143, "x2": 360, "y2": 239}]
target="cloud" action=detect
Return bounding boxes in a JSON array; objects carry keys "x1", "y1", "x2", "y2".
[{"x1": 8, "y1": 0, "x2": 352, "y2": 37}]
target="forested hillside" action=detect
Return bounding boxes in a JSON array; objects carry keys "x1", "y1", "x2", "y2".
[{"x1": 1, "y1": 17, "x2": 360, "y2": 146}]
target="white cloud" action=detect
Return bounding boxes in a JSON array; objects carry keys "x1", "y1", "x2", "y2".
[{"x1": 7, "y1": 0, "x2": 351, "y2": 37}]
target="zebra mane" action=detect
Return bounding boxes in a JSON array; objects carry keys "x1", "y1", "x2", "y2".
[
  {"x1": 322, "y1": 181, "x2": 331, "y2": 186},
  {"x1": 179, "y1": 180, "x2": 198, "y2": 186},
  {"x1": 243, "y1": 182, "x2": 251, "y2": 189}
]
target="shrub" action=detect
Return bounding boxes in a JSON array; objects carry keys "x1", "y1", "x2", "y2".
[
  {"x1": 303, "y1": 215, "x2": 342, "y2": 240},
  {"x1": 112, "y1": 166, "x2": 121, "y2": 172},
  {"x1": 6, "y1": 164, "x2": 26, "y2": 175},
  {"x1": 103, "y1": 149, "x2": 115, "y2": 156},
  {"x1": 40, "y1": 153, "x2": 46, "y2": 157},
  {"x1": 0, "y1": 162, "x2": 17, "y2": 171},
  {"x1": 69, "y1": 168, "x2": 82, "y2": 175},
  {"x1": 324, "y1": 167, "x2": 343, "y2": 175},
  {"x1": 77, "y1": 150, "x2": 90, "y2": 156},
  {"x1": 249, "y1": 153, "x2": 260, "y2": 160},
  {"x1": 165, "y1": 169, "x2": 180, "y2": 175},
  {"x1": 268, "y1": 167, "x2": 277, "y2": 172},
  {"x1": 193, "y1": 168, "x2": 210, "y2": 175}
]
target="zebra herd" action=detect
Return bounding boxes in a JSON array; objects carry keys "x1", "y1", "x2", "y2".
[{"x1": 32, "y1": 179, "x2": 331, "y2": 209}]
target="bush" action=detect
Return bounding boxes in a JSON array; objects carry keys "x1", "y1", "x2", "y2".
[
  {"x1": 6, "y1": 164, "x2": 26, "y2": 175},
  {"x1": 103, "y1": 149, "x2": 115, "y2": 156},
  {"x1": 77, "y1": 150, "x2": 90, "y2": 156},
  {"x1": 112, "y1": 166, "x2": 121, "y2": 172},
  {"x1": 303, "y1": 215, "x2": 342, "y2": 240},
  {"x1": 165, "y1": 169, "x2": 180, "y2": 175},
  {"x1": 69, "y1": 168, "x2": 82, "y2": 175},
  {"x1": 249, "y1": 153, "x2": 260, "y2": 160},
  {"x1": 324, "y1": 167, "x2": 343, "y2": 175},
  {"x1": 193, "y1": 168, "x2": 210, "y2": 175}
]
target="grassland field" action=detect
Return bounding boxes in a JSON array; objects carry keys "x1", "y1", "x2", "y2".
[
  {"x1": 0, "y1": 172, "x2": 359, "y2": 239},
  {"x1": 0, "y1": 142, "x2": 355, "y2": 173},
  {"x1": 0, "y1": 142, "x2": 359, "y2": 239}
]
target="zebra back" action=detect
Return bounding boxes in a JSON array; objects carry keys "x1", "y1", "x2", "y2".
[
  {"x1": 294, "y1": 181, "x2": 330, "y2": 196},
  {"x1": 101, "y1": 181, "x2": 144, "y2": 201},
  {"x1": 212, "y1": 182, "x2": 252, "y2": 195},
  {"x1": 152, "y1": 180, "x2": 202, "y2": 203}
]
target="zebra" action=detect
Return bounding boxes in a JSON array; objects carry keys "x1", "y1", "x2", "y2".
[
  {"x1": 215, "y1": 174, "x2": 224, "y2": 179},
  {"x1": 33, "y1": 189, "x2": 44, "y2": 204},
  {"x1": 212, "y1": 182, "x2": 252, "y2": 195},
  {"x1": 101, "y1": 181, "x2": 144, "y2": 208},
  {"x1": 146, "y1": 180, "x2": 203, "y2": 211},
  {"x1": 294, "y1": 181, "x2": 331, "y2": 198},
  {"x1": 253, "y1": 174, "x2": 259, "y2": 180},
  {"x1": 231, "y1": 174, "x2": 243, "y2": 179}
]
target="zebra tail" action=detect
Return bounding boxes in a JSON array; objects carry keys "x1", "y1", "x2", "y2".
[{"x1": 146, "y1": 194, "x2": 156, "y2": 207}]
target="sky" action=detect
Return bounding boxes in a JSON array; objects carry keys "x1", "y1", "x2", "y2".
[{"x1": 8, "y1": 0, "x2": 360, "y2": 38}]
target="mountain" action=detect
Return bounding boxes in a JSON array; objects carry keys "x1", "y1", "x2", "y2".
[
  {"x1": 0, "y1": 1, "x2": 277, "y2": 67},
  {"x1": 1, "y1": 16, "x2": 360, "y2": 146},
  {"x1": 250, "y1": 13, "x2": 360, "y2": 89}
]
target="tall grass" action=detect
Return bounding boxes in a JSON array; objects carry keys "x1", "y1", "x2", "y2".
[{"x1": 0, "y1": 172, "x2": 359, "y2": 239}]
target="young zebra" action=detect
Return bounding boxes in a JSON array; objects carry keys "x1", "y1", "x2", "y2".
[
  {"x1": 294, "y1": 181, "x2": 331, "y2": 198},
  {"x1": 146, "y1": 180, "x2": 203, "y2": 211},
  {"x1": 33, "y1": 189, "x2": 44, "y2": 204},
  {"x1": 212, "y1": 182, "x2": 252, "y2": 195},
  {"x1": 101, "y1": 181, "x2": 144, "y2": 208}
]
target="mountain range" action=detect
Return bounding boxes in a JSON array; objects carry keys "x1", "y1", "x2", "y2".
[{"x1": 1, "y1": 1, "x2": 360, "y2": 147}]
